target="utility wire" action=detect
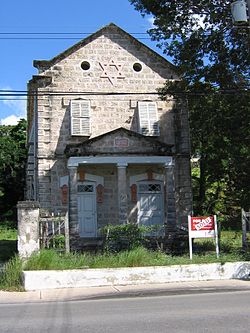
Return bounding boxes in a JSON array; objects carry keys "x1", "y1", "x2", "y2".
[
  {"x1": 0, "y1": 91, "x2": 159, "y2": 96},
  {"x1": 0, "y1": 32, "x2": 150, "y2": 40},
  {"x1": 0, "y1": 37, "x2": 152, "y2": 40},
  {"x1": 0, "y1": 91, "x2": 144, "y2": 96},
  {"x1": 0, "y1": 32, "x2": 149, "y2": 35},
  {"x1": 0, "y1": 90, "x2": 249, "y2": 95},
  {"x1": 0, "y1": 30, "x2": 242, "y2": 40},
  {"x1": 1, "y1": 89, "x2": 249, "y2": 94},
  {"x1": 0, "y1": 89, "x2": 248, "y2": 101}
]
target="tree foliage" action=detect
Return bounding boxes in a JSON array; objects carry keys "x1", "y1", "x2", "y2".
[
  {"x1": 130, "y1": 0, "x2": 250, "y2": 226},
  {"x1": 0, "y1": 119, "x2": 27, "y2": 221},
  {"x1": 130, "y1": 0, "x2": 249, "y2": 87}
]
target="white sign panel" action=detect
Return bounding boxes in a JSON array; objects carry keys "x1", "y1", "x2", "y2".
[{"x1": 188, "y1": 215, "x2": 219, "y2": 259}]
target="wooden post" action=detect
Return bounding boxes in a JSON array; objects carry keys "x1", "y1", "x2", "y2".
[
  {"x1": 242, "y1": 209, "x2": 247, "y2": 252},
  {"x1": 64, "y1": 212, "x2": 70, "y2": 253}
]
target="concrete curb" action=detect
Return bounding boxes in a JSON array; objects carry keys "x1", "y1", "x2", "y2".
[
  {"x1": 22, "y1": 261, "x2": 250, "y2": 291},
  {"x1": 1, "y1": 280, "x2": 250, "y2": 304}
]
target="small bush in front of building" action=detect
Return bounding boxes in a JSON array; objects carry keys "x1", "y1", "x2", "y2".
[
  {"x1": 101, "y1": 224, "x2": 151, "y2": 252},
  {"x1": 48, "y1": 234, "x2": 65, "y2": 250}
]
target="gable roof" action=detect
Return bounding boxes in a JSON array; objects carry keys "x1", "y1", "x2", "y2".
[
  {"x1": 64, "y1": 127, "x2": 173, "y2": 157},
  {"x1": 34, "y1": 23, "x2": 178, "y2": 75}
]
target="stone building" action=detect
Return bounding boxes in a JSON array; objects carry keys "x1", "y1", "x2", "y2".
[{"x1": 26, "y1": 23, "x2": 192, "y2": 250}]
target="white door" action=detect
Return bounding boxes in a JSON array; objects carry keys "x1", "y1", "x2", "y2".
[
  {"x1": 77, "y1": 182, "x2": 97, "y2": 238},
  {"x1": 138, "y1": 181, "x2": 164, "y2": 234}
]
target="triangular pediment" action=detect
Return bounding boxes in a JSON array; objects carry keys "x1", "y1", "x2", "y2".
[
  {"x1": 65, "y1": 128, "x2": 173, "y2": 157},
  {"x1": 33, "y1": 23, "x2": 178, "y2": 78}
]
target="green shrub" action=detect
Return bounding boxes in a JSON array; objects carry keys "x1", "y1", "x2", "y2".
[
  {"x1": 101, "y1": 224, "x2": 158, "y2": 252},
  {"x1": 48, "y1": 234, "x2": 65, "y2": 249},
  {"x1": 0, "y1": 222, "x2": 17, "y2": 241},
  {"x1": 102, "y1": 224, "x2": 142, "y2": 252}
]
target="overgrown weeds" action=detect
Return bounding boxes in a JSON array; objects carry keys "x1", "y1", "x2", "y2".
[
  {"x1": 23, "y1": 249, "x2": 90, "y2": 271},
  {"x1": 90, "y1": 246, "x2": 167, "y2": 268},
  {"x1": 0, "y1": 230, "x2": 249, "y2": 291},
  {"x1": 22, "y1": 244, "x2": 249, "y2": 272},
  {"x1": 0, "y1": 255, "x2": 24, "y2": 291}
]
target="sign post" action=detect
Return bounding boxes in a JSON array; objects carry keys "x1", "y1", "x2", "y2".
[{"x1": 188, "y1": 215, "x2": 219, "y2": 259}]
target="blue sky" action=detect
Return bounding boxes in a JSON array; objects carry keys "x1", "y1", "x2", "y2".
[{"x1": 0, "y1": 0, "x2": 164, "y2": 125}]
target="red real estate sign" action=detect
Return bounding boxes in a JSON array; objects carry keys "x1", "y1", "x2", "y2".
[
  {"x1": 188, "y1": 215, "x2": 219, "y2": 259},
  {"x1": 190, "y1": 216, "x2": 215, "y2": 231}
]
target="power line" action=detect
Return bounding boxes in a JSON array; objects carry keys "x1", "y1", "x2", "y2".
[
  {"x1": 0, "y1": 89, "x2": 248, "y2": 101},
  {"x1": 0, "y1": 89, "x2": 249, "y2": 94},
  {"x1": 0, "y1": 31, "x2": 152, "y2": 41},
  {"x1": 0, "y1": 32, "x2": 149, "y2": 35},
  {"x1": 0, "y1": 91, "x2": 159, "y2": 96},
  {"x1": 0, "y1": 37, "x2": 152, "y2": 40},
  {"x1": 0, "y1": 30, "x2": 240, "y2": 40}
]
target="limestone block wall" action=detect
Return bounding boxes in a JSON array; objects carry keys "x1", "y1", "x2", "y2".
[
  {"x1": 26, "y1": 25, "x2": 192, "y2": 241},
  {"x1": 34, "y1": 30, "x2": 176, "y2": 154},
  {"x1": 33, "y1": 31, "x2": 179, "y2": 210}
]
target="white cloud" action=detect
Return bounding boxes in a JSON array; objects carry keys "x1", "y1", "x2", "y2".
[
  {"x1": 147, "y1": 16, "x2": 155, "y2": 28},
  {"x1": 0, "y1": 86, "x2": 26, "y2": 125},
  {"x1": 1, "y1": 114, "x2": 24, "y2": 126}
]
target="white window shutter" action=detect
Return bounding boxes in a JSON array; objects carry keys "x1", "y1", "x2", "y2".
[
  {"x1": 70, "y1": 100, "x2": 90, "y2": 136},
  {"x1": 148, "y1": 102, "x2": 160, "y2": 136},
  {"x1": 138, "y1": 102, "x2": 149, "y2": 135},
  {"x1": 138, "y1": 101, "x2": 159, "y2": 136}
]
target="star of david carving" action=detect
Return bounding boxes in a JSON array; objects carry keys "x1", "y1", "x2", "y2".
[{"x1": 99, "y1": 58, "x2": 125, "y2": 85}]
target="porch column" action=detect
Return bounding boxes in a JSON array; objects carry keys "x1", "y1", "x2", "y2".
[
  {"x1": 165, "y1": 162, "x2": 176, "y2": 228},
  {"x1": 68, "y1": 166, "x2": 78, "y2": 238},
  {"x1": 117, "y1": 163, "x2": 128, "y2": 225}
]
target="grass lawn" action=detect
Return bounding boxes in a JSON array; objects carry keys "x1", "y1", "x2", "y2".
[{"x1": 0, "y1": 221, "x2": 17, "y2": 262}]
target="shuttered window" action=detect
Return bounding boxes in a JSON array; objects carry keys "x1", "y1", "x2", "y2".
[
  {"x1": 138, "y1": 101, "x2": 160, "y2": 136},
  {"x1": 70, "y1": 100, "x2": 91, "y2": 136}
]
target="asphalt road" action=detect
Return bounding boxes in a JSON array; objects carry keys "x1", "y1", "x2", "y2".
[{"x1": 0, "y1": 290, "x2": 250, "y2": 333}]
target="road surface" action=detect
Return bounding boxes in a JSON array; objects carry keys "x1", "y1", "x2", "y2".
[{"x1": 1, "y1": 290, "x2": 250, "y2": 332}]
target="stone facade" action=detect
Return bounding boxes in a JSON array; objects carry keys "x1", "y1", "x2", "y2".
[{"x1": 26, "y1": 23, "x2": 192, "y2": 251}]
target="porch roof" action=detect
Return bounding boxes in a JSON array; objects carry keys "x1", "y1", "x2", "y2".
[{"x1": 67, "y1": 155, "x2": 173, "y2": 168}]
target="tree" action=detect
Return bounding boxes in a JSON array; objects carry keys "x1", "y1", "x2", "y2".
[
  {"x1": 130, "y1": 0, "x2": 249, "y2": 86},
  {"x1": 130, "y1": 0, "x2": 250, "y2": 226},
  {"x1": 0, "y1": 119, "x2": 27, "y2": 221}
]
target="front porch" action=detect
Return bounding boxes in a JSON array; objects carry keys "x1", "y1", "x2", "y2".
[{"x1": 67, "y1": 155, "x2": 177, "y2": 251}]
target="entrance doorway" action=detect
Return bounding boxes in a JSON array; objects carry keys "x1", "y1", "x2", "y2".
[
  {"x1": 77, "y1": 182, "x2": 97, "y2": 237},
  {"x1": 137, "y1": 181, "x2": 164, "y2": 233}
]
